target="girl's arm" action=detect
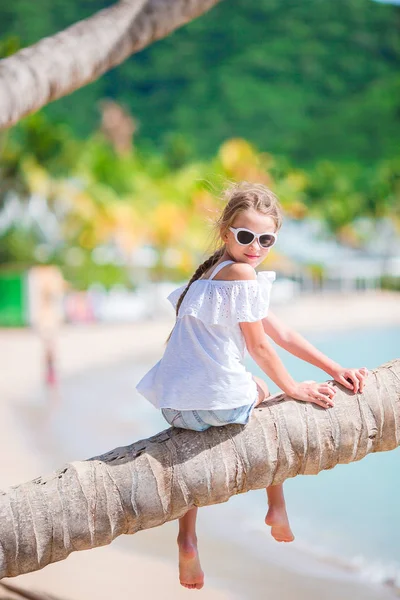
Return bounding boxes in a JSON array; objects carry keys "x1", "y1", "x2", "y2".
[
  {"x1": 262, "y1": 311, "x2": 368, "y2": 393},
  {"x1": 262, "y1": 311, "x2": 341, "y2": 375},
  {"x1": 239, "y1": 320, "x2": 336, "y2": 407}
]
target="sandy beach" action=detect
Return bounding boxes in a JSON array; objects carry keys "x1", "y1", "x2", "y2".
[{"x1": 0, "y1": 290, "x2": 399, "y2": 600}]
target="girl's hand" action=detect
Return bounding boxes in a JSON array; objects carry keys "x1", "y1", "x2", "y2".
[
  {"x1": 330, "y1": 366, "x2": 369, "y2": 393},
  {"x1": 290, "y1": 380, "x2": 336, "y2": 408}
]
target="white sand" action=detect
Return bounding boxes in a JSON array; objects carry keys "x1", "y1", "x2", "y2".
[
  {"x1": 0, "y1": 321, "x2": 228, "y2": 600},
  {"x1": 270, "y1": 289, "x2": 400, "y2": 332},
  {"x1": 0, "y1": 290, "x2": 398, "y2": 600}
]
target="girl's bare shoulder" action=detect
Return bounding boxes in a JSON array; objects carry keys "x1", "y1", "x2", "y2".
[{"x1": 213, "y1": 261, "x2": 257, "y2": 282}]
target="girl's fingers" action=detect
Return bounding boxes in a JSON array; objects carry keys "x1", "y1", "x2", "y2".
[
  {"x1": 338, "y1": 375, "x2": 354, "y2": 390},
  {"x1": 347, "y1": 376, "x2": 357, "y2": 393},
  {"x1": 325, "y1": 383, "x2": 336, "y2": 393},
  {"x1": 358, "y1": 368, "x2": 369, "y2": 391},
  {"x1": 318, "y1": 396, "x2": 334, "y2": 408},
  {"x1": 350, "y1": 374, "x2": 359, "y2": 393},
  {"x1": 322, "y1": 390, "x2": 335, "y2": 403},
  {"x1": 318, "y1": 386, "x2": 335, "y2": 398},
  {"x1": 355, "y1": 371, "x2": 364, "y2": 392},
  {"x1": 312, "y1": 393, "x2": 334, "y2": 408},
  {"x1": 334, "y1": 368, "x2": 369, "y2": 393},
  {"x1": 347, "y1": 372, "x2": 360, "y2": 393}
]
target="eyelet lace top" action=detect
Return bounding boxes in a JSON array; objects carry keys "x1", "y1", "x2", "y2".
[
  {"x1": 167, "y1": 269, "x2": 276, "y2": 327},
  {"x1": 135, "y1": 260, "x2": 276, "y2": 411}
]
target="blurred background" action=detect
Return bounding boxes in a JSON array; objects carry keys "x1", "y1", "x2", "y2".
[{"x1": 0, "y1": 0, "x2": 399, "y2": 599}]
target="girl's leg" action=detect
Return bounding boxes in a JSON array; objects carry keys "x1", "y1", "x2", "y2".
[
  {"x1": 253, "y1": 376, "x2": 295, "y2": 543},
  {"x1": 265, "y1": 484, "x2": 295, "y2": 542},
  {"x1": 253, "y1": 375, "x2": 270, "y2": 407},
  {"x1": 177, "y1": 507, "x2": 204, "y2": 590}
]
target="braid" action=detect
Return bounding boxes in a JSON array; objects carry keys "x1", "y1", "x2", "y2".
[
  {"x1": 164, "y1": 180, "x2": 283, "y2": 347},
  {"x1": 164, "y1": 247, "x2": 224, "y2": 345},
  {"x1": 175, "y1": 248, "x2": 224, "y2": 316}
]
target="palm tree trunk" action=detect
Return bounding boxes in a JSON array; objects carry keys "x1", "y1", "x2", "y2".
[
  {"x1": 0, "y1": 0, "x2": 223, "y2": 130},
  {"x1": 0, "y1": 359, "x2": 398, "y2": 579}
]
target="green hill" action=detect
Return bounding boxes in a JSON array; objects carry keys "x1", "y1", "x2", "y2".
[{"x1": 1, "y1": 0, "x2": 399, "y2": 164}]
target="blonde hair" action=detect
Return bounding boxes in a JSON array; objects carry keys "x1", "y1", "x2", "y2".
[{"x1": 165, "y1": 181, "x2": 283, "y2": 344}]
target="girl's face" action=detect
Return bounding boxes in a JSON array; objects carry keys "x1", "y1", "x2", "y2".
[{"x1": 221, "y1": 208, "x2": 277, "y2": 268}]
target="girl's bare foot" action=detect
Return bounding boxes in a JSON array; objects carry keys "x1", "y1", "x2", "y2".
[
  {"x1": 265, "y1": 505, "x2": 295, "y2": 543},
  {"x1": 177, "y1": 537, "x2": 204, "y2": 590}
]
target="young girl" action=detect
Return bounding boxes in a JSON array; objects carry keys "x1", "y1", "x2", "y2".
[{"x1": 135, "y1": 181, "x2": 369, "y2": 590}]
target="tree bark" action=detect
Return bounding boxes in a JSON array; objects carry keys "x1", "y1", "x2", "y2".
[
  {"x1": 0, "y1": 0, "x2": 223, "y2": 130},
  {"x1": 0, "y1": 359, "x2": 399, "y2": 579}
]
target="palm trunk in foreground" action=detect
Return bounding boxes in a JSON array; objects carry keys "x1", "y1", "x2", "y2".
[
  {"x1": 0, "y1": 0, "x2": 223, "y2": 130},
  {"x1": 0, "y1": 359, "x2": 399, "y2": 579}
]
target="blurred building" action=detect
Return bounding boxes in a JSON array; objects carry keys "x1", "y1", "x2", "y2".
[{"x1": 0, "y1": 265, "x2": 65, "y2": 330}]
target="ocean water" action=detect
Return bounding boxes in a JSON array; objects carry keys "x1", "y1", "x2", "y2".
[
  {"x1": 27, "y1": 324, "x2": 400, "y2": 591},
  {"x1": 239, "y1": 325, "x2": 400, "y2": 587}
]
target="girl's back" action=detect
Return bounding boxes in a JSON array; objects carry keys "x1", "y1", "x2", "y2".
[{"x1": 135, "y1": 259, "x2": 276, "y2": 412}]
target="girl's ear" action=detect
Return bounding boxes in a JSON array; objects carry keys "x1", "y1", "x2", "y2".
[{"x1": 220, "y1": 226, "x2": 228, "y2": 242}]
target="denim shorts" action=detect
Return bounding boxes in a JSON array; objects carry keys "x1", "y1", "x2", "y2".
[{"x1": 161, "y1": 398, "x2": 258, "y2": 432}]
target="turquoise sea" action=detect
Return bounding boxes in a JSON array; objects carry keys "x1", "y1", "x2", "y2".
[
  {"x1": 28, "y1": 324, "x2": 400, "y2": 591},
  {"x1": 242, "y1": 325, "x2": 400, "y2": 587}
]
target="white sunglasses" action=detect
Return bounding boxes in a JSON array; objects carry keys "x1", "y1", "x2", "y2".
[{"x1": 229, "y1": 226, "x2": 277, "y2": 249}]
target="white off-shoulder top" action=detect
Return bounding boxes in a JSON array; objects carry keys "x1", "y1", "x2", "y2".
[{"x1": 135, "y1": 260, "x2": 276, "y2": 411}]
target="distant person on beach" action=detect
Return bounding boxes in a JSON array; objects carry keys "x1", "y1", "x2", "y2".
[
  {"x1": 29, "y1": 265, "x2": 65, "y2": 389},
  {"x1": 135, "y1": 181, "x2": 369, "y2": 590}
]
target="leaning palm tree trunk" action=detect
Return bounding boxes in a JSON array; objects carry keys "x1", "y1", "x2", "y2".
[
  {"x1": 0, "y1": 359, "x2": 399, "y2": 579},
  {"x1": 0, "y1": 0, "x2": 222, "y2": 130}
]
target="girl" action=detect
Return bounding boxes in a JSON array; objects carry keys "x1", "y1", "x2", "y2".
[{"x1": 135, "y1": 181, "x2": 369, "y2": 590}]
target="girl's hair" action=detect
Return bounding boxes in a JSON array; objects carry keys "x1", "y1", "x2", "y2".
[{"x1": 164, "y1": 181, "x2": 283, "y2": 344}]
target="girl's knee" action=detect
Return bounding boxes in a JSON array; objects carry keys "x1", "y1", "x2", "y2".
[{"x1": 253, "y1": 376, "x2": 269, "y2": 405}]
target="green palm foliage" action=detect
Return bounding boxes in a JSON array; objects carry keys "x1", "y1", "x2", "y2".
[{"x1": 0, "y1": 114, "x2": 398, "y2": 288}]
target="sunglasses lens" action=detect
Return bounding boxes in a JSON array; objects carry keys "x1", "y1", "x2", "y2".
[
  {"x1": 259, "y1": 234, "x2": 275, "y2": 248},
  {"x1": 237, "y1": 230, "x2": 255, "y2": 245}
]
